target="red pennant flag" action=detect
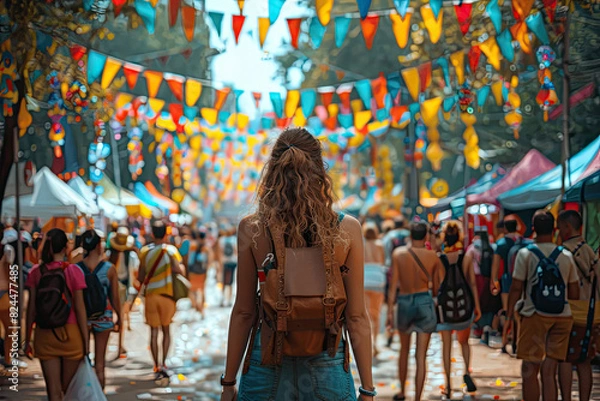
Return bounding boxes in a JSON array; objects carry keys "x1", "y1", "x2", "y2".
[
  {"x1": 182, "y1": 6, "x2": 196, "y2": 42},
  {"x1": 454, "y1": 4, "x2": 472, "y2": 36},
  {"x1": 360, "y1": 15, "x2": 380, "y2": 50},
  {"x1": 169, "y1": 0, "x2": 181, "y2": 27},
  {"x1": 169, "y1": 103, "x2": 183, "y2": 125},
  {"x1": 113, "y1": 0, "x2": 127, "y2": 16},
  {"x1": 318, "y1": 87, "x2": 335, "y2": 108},
  {"x1": 390, "y1": 105, "x2": 408, "y2": 123},
  {"x1": 543, "y1": 0, "x2": 557, "y2": 22},
  {"x1": 158, "y1": 55, "x2": 169, "y2": 65},
  {"x1": 371, "y1": 73, "x2": 387, "y2": 109},
  {"x1": 165, "y1": 74, "x2": 185, "y2": 102},
  {"x1": 287, "y1": 18, "x2": 302, "y2": 49},
  {"x1": 468, "y1": 46, "x2": 481, "y2": 73},
  {"x1": 325, "y1": 116, "x2": 337, "y2": 131},
  {"x1": 418, "y1": 62, "x2": 432, "y2": 93},
  {"x1": 181, "y1": 48, "x2": 192, "y2": 59},
  {"x1": 276, "y1": 117, "x2": 292, "y2": 128},
  {"x1": 123, "y1": 63, "x2": 143, "y2": 90},
  {"x1": 337, "y1": 89, "x2": 352, "y2": 111},
  {"x1": 70, "y1": 44, "x2": 87, "y2": 61},
  {"x1": 252, "y1": 92, "x2": 262, "y2": 108},
  {"x1": 232, "y1": 15, "x2": 246, "y2": 44},
  {"x1": 214, "y1": 88, "x2": 231, "y2": 110}
]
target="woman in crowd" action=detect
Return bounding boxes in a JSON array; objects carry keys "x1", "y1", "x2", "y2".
[
  {"x1": 363, "y1": 222, "x2": 386, "y2": 357},
  {"x1": 78, "y1": 229, "x2": 122, "y2": 388},
  {"x1": 24, "y1": 228, "x2": 88, "y2": 401},
  {"x1": 221, "y1": 128, "x2": 375, "y2": 401}
]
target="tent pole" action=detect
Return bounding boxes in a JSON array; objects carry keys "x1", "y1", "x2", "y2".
[{"x1": 561, "y1": 12, "x2": 571, "y2": 202}]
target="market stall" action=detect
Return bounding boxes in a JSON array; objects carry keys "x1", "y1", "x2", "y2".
[{"x1": 68, "y1": 176, "x2": 128, "y2": 222}]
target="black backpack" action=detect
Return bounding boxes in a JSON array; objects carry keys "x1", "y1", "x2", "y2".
[
  {"x1": 437, "y1": 253, "x2": 475, "y2": 324},
  {"x1": 224, "y1": 240, "x2": 234, "y2": 257},
  {"x1": 35, "y1": 263, "x2": 72, "y2": 329},
  {"x1": 528, "y1": 245, "x2": 566, "y2": 315},
  {"x1": 77, "y1": 261, "x2": 108, "y2": 320}
]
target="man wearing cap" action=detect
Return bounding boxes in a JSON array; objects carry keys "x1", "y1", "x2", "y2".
[{"x1": 107, "y1": 226, "x2": 139, "y2": 359}]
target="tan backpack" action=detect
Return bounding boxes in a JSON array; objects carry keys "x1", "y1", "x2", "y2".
[{"x1": 243, "y1": 221, "x2": 349, "y2": 372}]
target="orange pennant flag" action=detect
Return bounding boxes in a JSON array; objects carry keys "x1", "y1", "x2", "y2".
[
  {"x1": 371, "y1": 74, "x2": 387, "y2": 109},
  {"x1": 510, "y1": 22, "x2": 533, "y2": 54},
  {"x1": 144, "y1": 70, "x2": 163, "y2": 98},
  {"x1": 123, "y1": 63, "x2": 143, "y2": 90},
  {"x1": 335, "y1": 70, "x2": 346, "y2": 80},
  {"x1": 421, "y1": 5, "x2": 443, "y2": 44},
  {"x1": 287, "y1": 18, "x2": 302, "y2": 49},
  {"x1": 389, "y1": 11, "x2": 412, "y2": 49},
  {"x1": 360, "y1": 15, "x2": 379, "y2": 50},
  {"x1": 450, "y1": 51, "x2": 465, "y2": 85},
  {"x1": 401, "y1": 67, "x2": 420, "y2": 101},
  {"x1": 101, "y1": 57, "x2": 123, "y2": 89},
  {"x1": 512, "y1": 0, "x2": 534, "y2": 20},
  {"x1": 165, "y1": 73, "x2": 185, "y2": 103},
  {"x1": 318, "y1": 87, "x2": 335, "y2": 108},
  {"x1": 182, "y1": 6, "x2": 196, "y2": 42},
  {"x1": 258, "y1": 17, "x2": 271, "y2": 48},
  {"x1": 214, "y1": 87, "x2": 231, "y2": 110},
  {"x1": 337, "y1": 84, "x2": 353, "y2": 111}
]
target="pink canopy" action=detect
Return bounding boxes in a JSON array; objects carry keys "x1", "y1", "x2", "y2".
[{"x1": 467, "y1": 149, "x2": 556, "y2": 206}]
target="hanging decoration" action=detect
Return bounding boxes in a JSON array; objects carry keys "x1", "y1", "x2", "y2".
[
  {"x1": 208, "y1": 12, "x2": 224, "y2": 39},
  {"x1": 461, "y1": 112, "x2": 480, "y2": 169},
  {"x1": 486, "y1": 0, "x2": 502, "y2": 33},
  {"x1": 454, "y1": 4, "x2": 473, "y2": 36},
  {"x1": 46, "y1": 71, "x2": 67, "y2": 174},
  {"x1": 269, "y1": 0, "x2": 286, "y2": 24},
  {"x1": 232, "y1": 15, "x2": 246, "y2": 44},
  {"x1": 504, "y1": 75, "x2": 522, "y2": 139},
  {"x1": 360, "y1": 15, "x2": 379, "y2": 50},
  {"x1": 421, "y1": 5, "x2": 443, "y2": 44},
  {"x1": 87, "y1": 51, "x2": 107, "y2": 84},
  {"x1": 535, "y1": 45, "x2": 558, "y2": 122},
  {"x1": 135, "y1": 0, "x2": 157, "y2": 34},
  {"x1": 335, "y1": 16, "x2": 351, "y2": 48},
  {"x1": 88, "y1": 118, "x2": 111, "y2": 191},
  {"x1": 181, "y1": 6, "x2": 196, "y2": 42},
  {"x1": 421, "y1": 97, "x2": 444, "y2": 171},
  {"x1": 101, "y1": 57, "x2": 123, "y2": 89},
  {"x1": 390, "y1": 10, "x2": 411, "y2": 49},
  {"x1": 316, "y1": 0, "x2": 335, "y2": 26},
  {"x1": 113, "y1": 0, "x2": 128, "y2": 17},
  {"x1": 168, "y1": 0, "x2": 181, "y2": 27},
  {"x1": 0, "y1": 40, "x2": 18, "y2": 116},
  {"x1": 310, "y1": 18, "x2": 327, "y2": 49},
  {"x1": 356, "y1": 0, "x2": 372, "y2": 19},
  {"x1": 287, "y1": 18, "x2": 302, "y2": 48},
  {"x1": 258, "y1": 17, "x2": 271, "y2": 48},
  {"x1": 144, "y1": 70, "x2": 163, "y2": 98}
]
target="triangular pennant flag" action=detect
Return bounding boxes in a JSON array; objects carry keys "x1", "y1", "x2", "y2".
[
  {"x1": 258, "y1": 17, "x2": 271, "y2": 48},
  {"x1": 337, "y1": 84, "x2": 353, "y2": 111},
  {"x1": 269, "y1": 92, "x2": 284, "y2": 118},
  {"x1": 336, "y1": 70, "x2": 346, "y2": 80},
  {"x1": 184, "y1": 105, "x2": 198, "y2": 120},
  {"x1": 232, "y1": 15, "x2": 246, "y2": 44},
  {"x1": 144, "y1": 70, "x2": 163, "y2": 98},
  {"x1": 181, "y1": 48, "x2": 192, "y2": 59},
  {"x1": 252, "y1": 92, "x2": 262, "y2": 109},
  {"x1": 371, "y1": 74, "x2": 387, "y2": 109},
  {"x1": 486, "y1": 0, "x2": 502, "y2": 33},
  {"x1": 525, "y1": 12, "x2": 550, "y2": 45},
  {"x1": 310, "y1": 18, "x2": 327, "y2": 49},
  {"x1": 421, "y1": 5, "x2": 443, "y2": 44},
  {"x1": 135, "y1": 0, "x2": 157, "y2": 34},
  {"x1": 123, "y1": 63, "x2": 143, "y2": 90},
  {"x1": 148, "y1": 98, "x2": 165, "y2": 115},
  {"x1": 70, "y1": 44, "x2": 87, "y2": 61},
  {"x1": 87, "y1": 51, "x2": 107, "y2": 84},
  {"x1": 233, "y1": 89, "x2": 244, "y2": 112},
  {"x1": 418, "y1": 62, "x2": 432, "y2": 93},
  {"x1": 354, "y1": 110, "x2": 372, "y2": 130},
  {"x1": 269, "y1": 0, "x2": 285, "y2": 24},
  {"x1": 115, "y1": 93, "x2": 134, "y2": 110},
  {"x1": 316, "y1": 0, "x2": 334, "y2": 26},
  {"x1": 512, "y1": 0, "x2": 535, "y2": 21},
  {"x1": 168, "y1": 0, "x2": 180, "y2": 27},
  {"x1": 455, "y1": 4, "x2": 472, "y2": 36},
  {"x1": 237, "y1": 0, "x2": 245, "y2": 13},
  {"x1": 169, "y1": 103, "x2": 183, "y2": 124},
  {"x1": 215, "y1": 88, "x2": 231, "y2": 111},
  {"x1": 386, "y1": 72, "x2": 401, "y2": 102},
  {"x1": 437, "y1": 57, "x2": 450, "y2": 87},
  {"x1": 468, "y1": 46, "x2": 481, "y2": 73},
  {"x1": 301, "y1": 90, "x2": 317, "y2": 118},
  {"x1": 113, "y1": 0, "x2": 127, "y2": 16},
  {"x1": 158, "y1": 55, "x2": 169, "y2": 65},
  {"x1": 450, "y1": 51, "x2": 465, "y2": 85},
  {"x1": 335, "y1": 17, "x2": 351, "y2": 48},
  {"x1": 479, "y1": 37, "x2": 502, "y2": 71},
  {"x1": 394, "y1": 0, "x2": 410, "y2": 17},
  {"x1": 543, "y1": 0, "x2": 557, "y2": 23},
  {"x1": 360, "y1": 15, "x2": 379, "y2": 50},
  {"x1": 101, "y1": 57, "x2": 122, "y2": 89},
  {"x1": 287, "y1": 18, "x2": 302, "y2": 49},
  {"x1": 355, "y1": 80, "x2": 372, "y2": 109},
  {"x1": 430, "y1": 0, "x2": 443, "y2": 19},
  {"x1": 208, "y1": 12, "x2": 224, "y2": 38},
  {"x1": 477, "y1": 85, "x2": 491, "y2": 111},
  {"x1": 390, "y1": 11, "x2": 412, "y2": 49},
  {"x1": 401, "y1": 67, "x2": 420, "y2": 101},
  {"x1": 356, "y1": 0, "x2": 372, "y2": 20},
  {"x1": 181, "y1": 6, "x2": 196, "y2": 42},
  {"x1": 318, "y1": 86, "x2": 335, "y2": 108},
  {"x1": 510, "y1": 21, "x2": 533, "y2": 54},
  {"x1": 165, "y1": 73, "x2": 185, "y2": 102},
  {"x1": 201, "y1": 108, "x2": 218, "y2": 126},
  {"x1": 497, "y1": 29, "x2": 515, "y2": 62},
  {"x1": 491, "y1": 80, "x2": 505, "y2": 106},
  {"x1": 285, "y1": 90, "x2": 300, "y2": 118},
  {"x1": 149, "y1": 0, "x2": 159, "y2": 7}
]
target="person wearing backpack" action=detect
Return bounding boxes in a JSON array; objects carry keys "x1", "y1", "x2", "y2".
[
  {"x1": 556, "y1": 210, "x2": 599, "y2": 401},
  {"x1": 438, "y1": 221, "x2": 481, "y2": 397},
  {"x1": 137, "y1": 220, "x2": 184, "y2": 382},
  {"x1": 363, "y1": 222, "x2": 386, "y2": 358},
  {"x1": 507, "y1": 211, "x2": 580, "y2": 401},
  {"x1": 386, "y1": 221, "x2": 444, "y2": 401},
  {"x1": 24, "y1": 228, "x2": 89, "y2": 401},
  {"x1": 221, "y1": 128, "x2": 375, "y2": 401},
  {"x1": 219, "y1": 226, "x2": 237, "y2": 307},
  {"x1": 0, "y1": 228, "x2": 16, "y2": 368},
  {"x1": 78, "y1": 229, "x2": 122, "y2": 389},
  {"x1": 188, "y1": 230, "x2": 212, "y2": 318}
]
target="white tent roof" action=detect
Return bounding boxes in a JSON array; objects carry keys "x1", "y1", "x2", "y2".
[{"x1": 68, "y1": 177, "x2": 127, "y2": 221}]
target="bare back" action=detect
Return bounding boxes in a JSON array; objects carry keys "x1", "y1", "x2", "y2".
[
  {"x1": 364, "y1": 239, "x2": 384, "y2": 265},
  {"x1": 392, "y1": 246, "x2": 443, "y2": 296}
]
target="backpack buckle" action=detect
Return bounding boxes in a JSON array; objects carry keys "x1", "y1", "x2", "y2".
[
  {"x1": 275, "y1": 301, "x2": 288, "y2": 310},
  {"x1": 323, "y1": 297, "x2": 336, "y2": 306},
  {"x1": 262, "y1": 253, "x2": 275, "y2": 268}
]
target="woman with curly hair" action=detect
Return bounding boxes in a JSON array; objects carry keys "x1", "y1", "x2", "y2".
[{"x1": 221, "y1": 128, "x2": 375, "y2": 401}]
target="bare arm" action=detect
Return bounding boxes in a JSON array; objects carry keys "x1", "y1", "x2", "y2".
[
  {"x1": 387, "y1": 252, "x2": 399, "y2": 313},
  {"x1": 73, "y1": 289, "x2": 89, "y2": 355},
  {"x1": 568, "y1": 282, "x2": 580, "y2": 301},
  {"x1": 463, "y1": 252, "x2": 482, "y2": 321},
  {"x1": 507, "y1": 278, "x2": 523, "y2": 318},
  {"x1": 223, "y1": 218, "x2": 259, "y2": 381},
  {"x1": 490, "y1": 254, "x2": 501, "y2": 292},
  {"x1": 25, "y1": 286, "x2": 36, "y2": 348},
  {"x1": 107, "y1": 266, "x2": 122, "y2": 327},
  {"x1": 342, "y1": 217, "x2": 374, "y2": 391}
]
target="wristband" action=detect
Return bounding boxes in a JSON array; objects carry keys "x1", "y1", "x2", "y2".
[
  {"x1": 220, "y1": 374, "x2": 236, "y2": 387},
  {"x1": 359, "y1": 386, "x2": 377, "y2": 397}
]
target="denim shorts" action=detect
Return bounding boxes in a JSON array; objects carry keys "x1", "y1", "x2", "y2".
[
  {"x1": 239, "y1": 332, "x2": 355, "y2": 401},
  {"x1": 396, "y1": 291, "x2": 437, "y2": 333}
]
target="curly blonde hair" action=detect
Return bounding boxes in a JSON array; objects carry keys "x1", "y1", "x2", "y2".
[{"x1": 251, "y1": 127, "x2": 342, "y2": 248}]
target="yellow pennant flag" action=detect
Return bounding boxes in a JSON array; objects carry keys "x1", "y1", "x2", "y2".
[
  {"x1": 144, "y1": 70, "x2": 163, "y2": 98},
  {"x1": 420, "y1": 97, "x2": 443, "y2": 127},
  {"x1": 258, "y1": 17, "x2": 271, "y2": 48},
  {"x1": 201, "y1": 108, "x2": 218, "y2": 126},
  {"x1": 401, "y1": 67, "x2": 420, "y2": 101},
  {"x1": 491, "y1": 80, "x2": 504, "y2": 106},
  {"x1": 293, "y1": 107, "x2": 307, "y2": 127},
  {"x1": 101, "y1": 57, "x2": 123, "y2": 89},
  {"x1": 328, "y1": 103, "x2": 339, "y2": 117},
  {"x1": 285, "y1": 90, "x2": 300, "y2": 118},
  {"x1": 450, "y1": 51, "x2": 465, "y2": 85},
  {"x1": 148, "y1": 98, "x2": 165, "y2": 115},
  {"x1": 316, "y1": 0, "x2": 334, "y2": 26},
  {"x1": 354, "y1": 110, "x2": 372, "y2": 130},
  {"x1": 185, "y1": 78, "x2": 203, "y2": 107},
  {"x1": 350, "y1": 99, "x2": 363, "y2": 114},
  {"x1": 421, "y1": 5, "x2": 443, "y2": 44},
  {"x1": 237, "y1": 0, "x2": 245, "y2": 13},
  {"x1": 236, "y1": 113, "x2": 250, "y2": 131},
  {"x1": 389, "y1": 11, "x2": 412, "y2": 49},
  {"x1": 479, "y1": 37, "x2": 502, "y2": 71},
  {"x1": 115, "y1": 93, "x2": 134, "y2": 110}
]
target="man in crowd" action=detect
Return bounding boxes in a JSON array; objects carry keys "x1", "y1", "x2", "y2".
[
  {"x1": 557, "y1": 210, "x2": 599, "y2": 401},
  {"x1": 138, "y1": 221, "x2": 184, "y2": 381},
  {"x1": 508, "y1": 211, "x2": 580, "y2": 401}
]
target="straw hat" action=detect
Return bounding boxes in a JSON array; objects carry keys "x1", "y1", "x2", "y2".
[{"x1": 109, "y1": 226, "x2": 135, "y2": 252}]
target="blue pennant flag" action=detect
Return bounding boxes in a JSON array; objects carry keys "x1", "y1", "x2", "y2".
[
  {"x1": 87, "y1": 51, "x2": 107, "y2": 84},
  {"x1": 301, "y1": 90, "x2": 317, "y2": 117},
  {"x1": 335, "y1": 17, "x2": 351, "y2": 48},
  {"x1": 135, "y1": 0, "x2": 157, "y2": 34},
  {"x1": 208, "y1": 12, "x2": 224, "y2": 38},
  {"x1": 269, "y1": 0, "x2": 286, "y2": 24},
  {"x1": 355, "y1": 79, "x2": 372, "y2": 110},
  {"x1": 269, "y1": 92, "x2": 284, "y2": 118},
  {"x1": 356, "y1": 0, "x2": 372, "y2": 19},
  {"x1": 310, "y1": 18, "x2": 327, "y2": 49}
]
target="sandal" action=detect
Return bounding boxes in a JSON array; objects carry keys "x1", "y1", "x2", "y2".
[{"x1": 464, "y1": 374, "x2": 477, "y2": 392}]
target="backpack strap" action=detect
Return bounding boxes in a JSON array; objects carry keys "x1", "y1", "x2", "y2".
[
  {"x1": 270, "y1": 225, "x2": 289, "y2": 365},
  {"x1": 408, "y1": 248, "x2": 433, "y2": 291},
  {"x1": 527, "y1": 244, "x2": 548, "y2": 263}
]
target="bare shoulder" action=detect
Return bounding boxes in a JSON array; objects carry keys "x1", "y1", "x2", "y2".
[
  {"x1": 339, "y1": 214, "x2": 361, "y2": 235},
  {"x1": 392, "y1": 246, "x2": 409, "y2": 260}
]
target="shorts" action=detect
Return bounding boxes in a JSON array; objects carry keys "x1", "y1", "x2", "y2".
[
  {"x1": 501, "y1": 273, "x2": 512, "y2": 294},
  {"x1": 89, "y1": 308, "x2": 115, "y2": 333},
  {"x1": 33, "y1": 324, "x2": 84, "y2": 361},
  {"x1": 189, "y1": 273, "x2": 207, "y2": 292},
  {"x1": 517, "y1": 313, "x2": 573, "y2": 363},
  {"x1": 239, "y1": 331, "x2": 355, "y2": 401},
  {"x1": 145, "y1": 294, "x2": 176, "y2": 328},
  {"x1": 223, "y1": 262, "x2": 237, "y2": 286},
  {"x1": 396, "y1": 291, "x2": 437, "y2": 334}
]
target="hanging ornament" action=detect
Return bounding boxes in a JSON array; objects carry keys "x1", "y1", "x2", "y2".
[
  {"x1": 0, "y1": 41, "x2": 18, "y2": 116},
  {"x1": 461, "y1": 113, "x2": 480, "y2": 169},
  {"x1": 535, "y1": 45, "x2": 558, "y2": 122},
  {"x1": 504, "y1": 76, "x2": 522, "y2": 139}
]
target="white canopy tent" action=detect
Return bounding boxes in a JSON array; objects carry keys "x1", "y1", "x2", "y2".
[{"x1": 68, "y1": 177, "x2": 128, "y2": 221}]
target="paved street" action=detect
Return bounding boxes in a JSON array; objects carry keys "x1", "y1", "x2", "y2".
[{"x1": 3, "y1": 270, "x2": 600, "y2": 400}]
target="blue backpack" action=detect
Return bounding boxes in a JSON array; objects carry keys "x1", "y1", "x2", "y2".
[{"x1": 527, "y1": 245, "x2": 566, "y2": 315}]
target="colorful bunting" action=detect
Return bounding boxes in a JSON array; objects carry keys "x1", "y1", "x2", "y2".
[
  {"x1": 237, "y1": 0, "x2": 245, "y2": 13},
  {"x1": 269, "y1": 0, "x2": 286, "y2": 24},
  {"x1": 70, "y1": 44, "x2": 87, "y2": 61},
  {"x1": 491, "y1": 80, "x2": 505, "y2": 106},
  {"x1": 543, "y1": 0, "x2": 557, "y2": 23},
  {"x1": 390, "y1": 11, "x2": 411, "y2": 49},
  {"x1": 468, "y1": 46, "x2": 481, "y2": 73},
  {"x1": 356, "y1": 0, "x2": 372, "y2": 20},
  {"x1": 335, "y1": 17, "x2": 351, "y2": 48},
  {"x1": 113, "y1": 0, "x2": 127, "y2": 16},
  {"x1": 371, "y1": 74, "x2": 387, "y2": 109},
  {"x1": 355, "y1": 80, "x2": 372, "y2": 109},
  {"x1": 123, "y1": 63, "x2": 143, "y2": 90},
  {"x1": 258, "y1": 18, "x2": 271, "y2": 48},
  {"x1": 430, "y1": 0, "x2": 443, "y2": 19},
  {"x1": 285, "y1": 90, "x2": 300, "y2": 118},
  {"x1": 360, "y1": 15, "x2": 379, "y2": 50},
  {"x1": 394, "y1": 0, "x2": 410, "y2": 17},
  {"x1": 337, "y1": 84, "x2": 353, "y2": 111},
  {"x1": 301, "y1": 90, "x2": 317, "y2": 117},
  {"x1": 401, "y1": 67, "x2": 420, "y2": 101},
  {"x1": 386, "y1": 72, "x2": 401, "y2": 102},
  {"x1": 486, "y1": 0, "x2": 502, "y2": 33},
  {"x1": 480, "y1": 37, "x2": 502, "y2": 71},
  {"x1": 418, "y1": 62, "x2": 432, "y2": 92},
  {"x1": 512, "y1": 0, "x2": 535, "y2": 21},
  {"x1": 144, "y1": 70, "x2": 163, "y2": 98},
  {"x1": 215, "y1": 88, "x2": 231, "y2": 111},
  {"x1": 526, "y1": 12, "x2": 550, "y2": 45},
  {"x1": 252, "y1": 92, "x2": 262, "y2": 109},
  {"x1": 310, "y1": 18, "x2": 327, "y2": 49},
  {"x1": 497, "y1": 29, "x2": 515, "y2": 62},
  {"x1": 437, "y1": 57, "x2": 450, "y2": 87},
  {"x1": 454, "y1": 4, "x2": 472, "y2": 36},
  {"x1": 168, "y1": 0, "x2": 180, "y2": 27},
  {"x1": 201, "y1": 108, "x2": 218, "y2": 126},
  {"x1": 87, "y1": 51, "x2": 107, "y2": 84},
  {"x1": 450, "y1": 50, "x2": 465, "y2": 85},
  {"x1": 232, "y1": 15, "x2": 246, "y2": 44},
  {"x1": 287, "y1": 18, "x2": 302, "y2": 49},
  {"x1": 101, "y1": 57, "x2": 122, "y2": 89},
  {"x1": 182, "y1": 6, "x2": 196, "y2": 42},
  {"x1": 318, "y1": 86, "x2": 335, "y2": 108},
  {"x1": 421, "y1": 5, "x2": 443, "y2": 44},
  {"x1": 165, "y1": 73, "x2": 185, "y2": 102},
  {"x1": 135, "y1": 0, "x2": 157, "y2": 34},
  {"x1": 511, "y1": 21, "x2": 533, "y2": 54},
  {"x1": 316, "y1": 0, "x2": 334, "y2": 26},
  {"x1": 269, "y1": 92, "x2": 284, "y2": 118},
  {"x1": 208, "y1": 12, "x2": 224, "y2": 38},
  {"x1": 234, "y1": 89, "x2": 244, "y2": 112}
]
